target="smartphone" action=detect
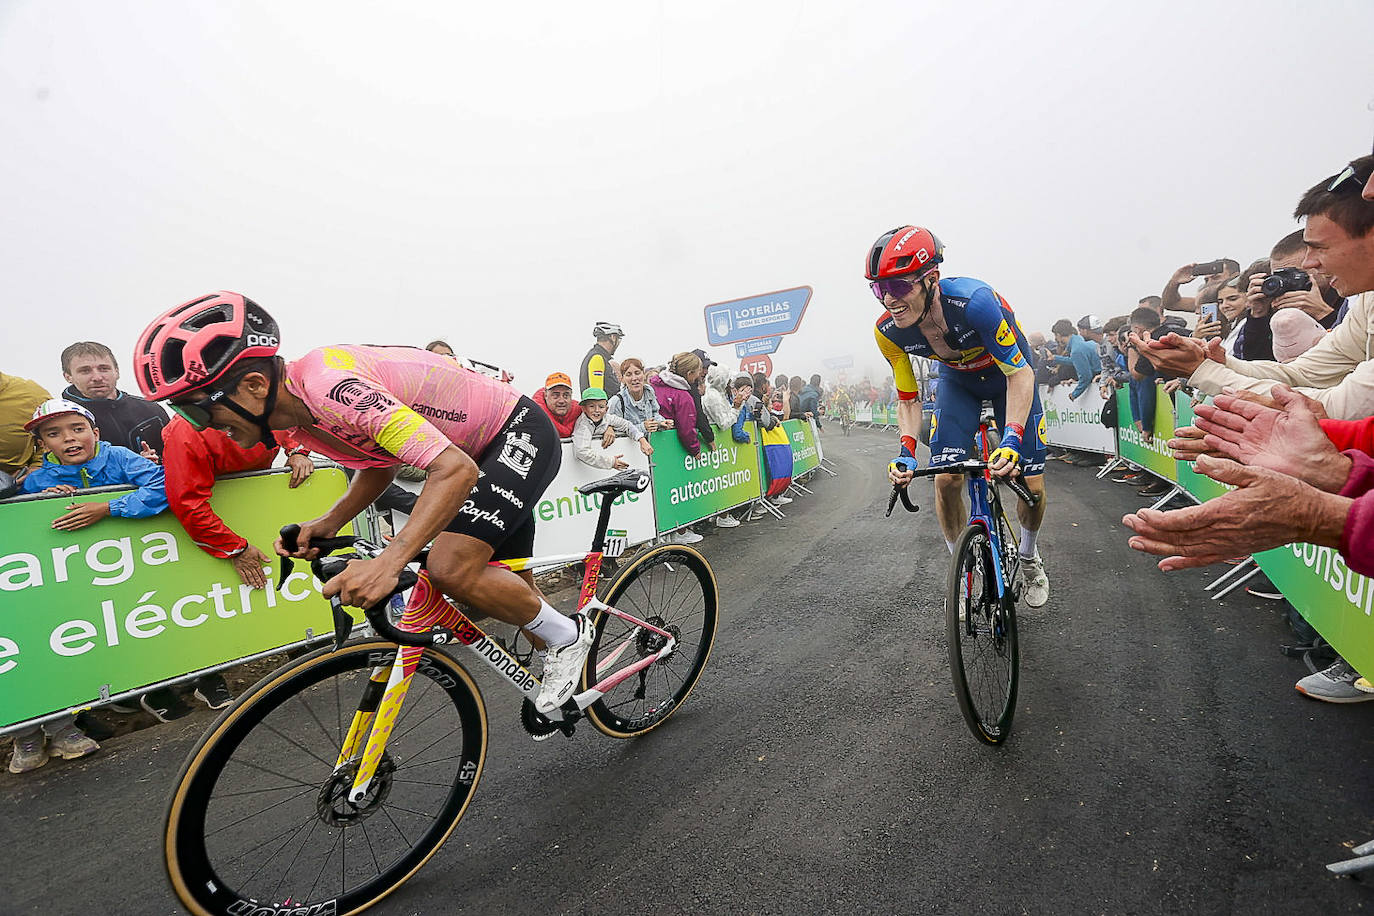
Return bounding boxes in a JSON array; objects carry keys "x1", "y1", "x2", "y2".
[
  {"x1": 1199, "y1": 302, "x2": 1219, "y2": 324},
  {"x1": 1191, "y1": 260, "x2": 1226, "y2": 277}
]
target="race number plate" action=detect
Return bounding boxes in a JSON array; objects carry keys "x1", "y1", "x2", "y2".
[{"x1": 604, "y1": 529, "x2": 628, "y2": 558}]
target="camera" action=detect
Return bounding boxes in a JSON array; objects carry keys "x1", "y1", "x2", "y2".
[{"x1": 1260, "y1": 267, "x2": 1312, "y2": 298}]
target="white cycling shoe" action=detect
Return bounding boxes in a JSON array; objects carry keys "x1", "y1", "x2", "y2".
[
  {"x1": 535, "y1": 614, "x2": 596, "y2": 713},
  {"x1": 1018, "y1": 554, "x2": 1049, "y2": 608}
]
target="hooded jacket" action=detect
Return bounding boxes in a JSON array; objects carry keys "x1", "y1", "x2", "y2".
[
  {"x1": 0, "y1": 372, "x2": 51, "y2": 476},
  {"x1": 20, "y1": 442, "x2": 168, "y2": 518},
  {"x1": 534, "y1": 387, "x2": 582, "y2": 438},
  {"x1": 650, "y1": 371, "x2": 701, "y2": 457}
]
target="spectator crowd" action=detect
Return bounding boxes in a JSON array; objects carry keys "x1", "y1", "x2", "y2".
[{"x1": 1020, "y1": 153, "x2": 1374, "y2": 704}]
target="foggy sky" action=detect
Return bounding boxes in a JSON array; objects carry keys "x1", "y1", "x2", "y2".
[{"x1": 3, "y1": 0, "x2": 1373, "y2": 394}]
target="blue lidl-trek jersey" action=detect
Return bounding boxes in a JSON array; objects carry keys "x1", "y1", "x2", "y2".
[
  {"x1": 873, "y1": 276, "x2": 1046, "y2": 475},
  {"x1": 874, "y1": 276, "x2": 1030, "y2": 397}
]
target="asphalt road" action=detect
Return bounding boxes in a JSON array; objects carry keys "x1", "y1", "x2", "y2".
[{"x1": 3, "y1": 426, "x2": 1373, "y2": 915}]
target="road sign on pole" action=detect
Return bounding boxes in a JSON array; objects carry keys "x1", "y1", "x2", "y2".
[
  {"x1": 704, "y1": 286, "x2": 812, "y2": 346},
  {"x1": 735, "y1": 336, "x2": 782, "y2": 358}
]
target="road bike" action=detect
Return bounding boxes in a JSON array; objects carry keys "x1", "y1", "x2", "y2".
[
  {"x1": 163, "y1": 468, "x2": 718, "y2": 916},
  {"x1": 888, "y1": 408, "x2": 1039, "y2": 745}
]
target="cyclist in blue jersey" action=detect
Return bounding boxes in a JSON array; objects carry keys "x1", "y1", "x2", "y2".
[{"x1": 867, "y1": 225, "x2": 1050, "y2": 606}]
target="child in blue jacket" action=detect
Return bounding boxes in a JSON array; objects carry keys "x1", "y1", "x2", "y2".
[
  {"x1": 8, "y1": 399, "x2": 168, "y2": 775},
  {"x1": 20, "y1": 399, "x2": 168, "y2": 525}
]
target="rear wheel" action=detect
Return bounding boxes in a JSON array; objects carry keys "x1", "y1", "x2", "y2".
[
  {"x1": 165, "y1": 641, "x2": 487, "y2": 916},
  {"x1": 582, "y1": 544, "x2": 718, "y2": 738},
  {"x1": 945, "y1": 524, "x2": 1019, "y2": 745}
]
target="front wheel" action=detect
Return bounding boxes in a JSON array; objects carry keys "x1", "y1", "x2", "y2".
[
  {"x1": 945, "y1": 524, "x2": 1019, "y2": 745},
  {"x1": 165, "y1": 640, "x2": 488, "y2": 916},
  {"x1": 581, "y1": 544, "x2": 719, "y2": 738}
]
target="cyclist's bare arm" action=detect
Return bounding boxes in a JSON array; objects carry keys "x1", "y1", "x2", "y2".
[{"x1": 889, "y1": 399, "x2": 924, "y2": 487}]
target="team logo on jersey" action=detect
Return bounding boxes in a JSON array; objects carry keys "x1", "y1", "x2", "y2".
[
  {"x1": 994, "y1": 320, "x2": 1016, "y2": 348},
  {"x1": 327, "y1": 378, "x2": 394, "y2": 412},
  {"x1": 1037, "y1": 414, "x2": 1048, "y2": 444},
  {"x1": 928, "y1": 410, "x2": 939, "y2": 439},
  {"x1": 497, "y1": 431, "x2": 538, "y2": 479}
]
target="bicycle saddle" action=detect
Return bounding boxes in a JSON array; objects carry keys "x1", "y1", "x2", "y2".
[{"x1": 577, "y1": 468, "x2": 651, "y2": 498}]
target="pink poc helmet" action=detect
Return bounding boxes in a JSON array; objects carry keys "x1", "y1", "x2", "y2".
[{"x1": 133, "y1": 292, "x2": 281, "y2": 402}]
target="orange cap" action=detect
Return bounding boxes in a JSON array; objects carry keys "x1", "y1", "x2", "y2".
[{"x1": 545, "y1": 371, "x2": 573, "y2": 390}]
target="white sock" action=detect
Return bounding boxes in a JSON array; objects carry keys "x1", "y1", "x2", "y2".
[
  {"x1": 1019, "y1": 527, "x2": 1039, "y2": 560},
  {"x1": 524, "y1": 600, "x2": 577, "y2": 648},
  {"x1": 945, "y1": 539, "x2": 956, "y2": 555}
]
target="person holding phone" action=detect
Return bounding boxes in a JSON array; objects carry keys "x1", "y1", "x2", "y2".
[{"x1": 1160, "y1": 259, "x2": 1240, "y2": 312}]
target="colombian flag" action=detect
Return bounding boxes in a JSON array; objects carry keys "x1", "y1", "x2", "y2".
[{"x1": 759, "y1": 424, "x2": 793, "y2": 497}]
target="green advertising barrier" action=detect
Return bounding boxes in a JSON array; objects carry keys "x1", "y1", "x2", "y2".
[
  {"x1": 1114, "y1": 384, "x2": 1179, "y2": 483},
  {"x1": 0, "y1": 467, "x2": 351, "y2": 731},
  {"x1": 650, "y1": 425, "x2": 763, "y2": 532},
  {"x1": 1164, "y1": 392, "x2": 1372, "y2": 676},
  {"x1": 783, "y1": 419, "x2": 820, "y2": 476}
]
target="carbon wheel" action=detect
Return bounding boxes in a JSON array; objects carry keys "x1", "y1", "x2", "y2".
[
  {"x1": 945, "y1": 524, "x2": 1019, "y2": 745},
  {"x1": 165, "y1": 641, "x2": 487, "y2": 916},
  {"x1": 581, "y1": 544, "x2": 718, "y2": 738}
]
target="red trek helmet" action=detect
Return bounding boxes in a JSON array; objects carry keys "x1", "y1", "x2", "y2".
[
  {"x1": 865, "y1": 226, "x2": 945, "y2": 280},
  {"x1": 134, "y1": 292, "x2": 281, "y2": 401}
]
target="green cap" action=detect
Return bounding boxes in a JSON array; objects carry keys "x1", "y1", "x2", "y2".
[{"x1": 580, "y1": 387, "x2": 607, "y2": 401}]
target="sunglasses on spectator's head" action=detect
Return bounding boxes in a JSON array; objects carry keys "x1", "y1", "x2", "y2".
[
  {"x1": 1328, "y1": 164, "x2": 1371, "y2": 194},
  {"x1": 870, "y1": 275, "x2": 925, "y2": 302}
]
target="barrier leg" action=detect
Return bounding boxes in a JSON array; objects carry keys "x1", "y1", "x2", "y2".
[
  {"x1": 1326, "y1": 844, "x2": 1374, "y2": 875},
  {"x1": 1205, "y1": 556, "x2": 1255, "y2": 592},
  {"x1": 1095, "y1": 456, "x2": 1125, "y2": 479},
  {"x1": 750, "y1": 498, "x2": 785, "y2": 520},
  {"x1": 1212, "y1": 565, "x2": 1263, "y2": 601},
  {"x1": 818, "y1": 458, "x2": 839, "y2": 477},
  {"x1": 1147, "y1": 484, "x2": 1187, "y2": 512}
]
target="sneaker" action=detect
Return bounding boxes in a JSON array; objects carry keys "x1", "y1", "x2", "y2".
[
  {"x1": 714, "y1": 514, "x2": 741, "y2": 528},
  {"x1": 1138, "y1": 481, "x2": 1171, "y2": 496},
  {"x1": 8, "y1": 732, "x2": 48, "y2": 774},
  {"x1": 106, "y1": 701, "x2": 140, "y2": 714},
  {"x1": 1114, "y1": 473, "x2": 1144, "y2": 484},
  {"x1": 1295, "y1": 659, "x2": 1374, "y2": 703},
  {"x1": 535, "y1": 614, "x2": 596, "y2": 713},
  {"x1": 1018, "y1": 554, "x2": 1049, "y2": 608},
  {"x1": 771, "y1": 494, "x2": 793, "y2": 506},
  {"x1": 194, "y1": 674, "x2": 235, "y2": 710},
  {"x1": 667, "y1": 528, "x2": 703, "y2": 544},
  {"x1": 748, "y1": 502, "x2": 772, "y2": 520},
  {"x1": 47, "y1": 724, "x2": 98, "y2": 760},
  {"x1": 140, "y1": 687, "x2": 195, "y2": 723}
]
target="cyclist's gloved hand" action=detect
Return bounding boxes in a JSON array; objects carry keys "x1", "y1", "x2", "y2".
[
  {"x1": 989, "y1": 423, "x2": 1024, "y2": 475},
  {"x1": 888, "y1": 435, "x2": 919, "y2": 478}
]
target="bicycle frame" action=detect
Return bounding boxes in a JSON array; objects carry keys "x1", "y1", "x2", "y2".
[
  {"x1": 966, "y1": 418, "x2": 1013, "y2": 603},
  {"x1": 333, "y1": 488, "x2": 675, "y2": 805}
]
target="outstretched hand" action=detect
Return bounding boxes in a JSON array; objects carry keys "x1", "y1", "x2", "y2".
[
  {"x1": 1193, "y1": 385, "x2": 1350, "y2": 491},
  {"x1": 1122, "y1": 455, "x2": 1348, "y2": 570}
]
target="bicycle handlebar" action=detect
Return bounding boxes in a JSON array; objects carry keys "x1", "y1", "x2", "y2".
[
  {"x1": 885, "y1": 460, "x2": 1040, "y2": 517},
  {"x1": 278, "y1": 524, "x2": 451, "y2": 651}
]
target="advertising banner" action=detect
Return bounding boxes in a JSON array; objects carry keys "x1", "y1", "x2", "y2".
[
  {"x1": 1114, "y1": 385, "x2": 1179, "y2": 483},
  {"x1": 783, "y1": 419, "x2": 820, "y2": 476},
  {"x1": 1039, "y1": 384, "x2": 1115, "y2": 454},
  {"x1": 1254, "y1": 544, "x2": 1374, "y2": 680},
  {"x1": 0, "y1": 468, "x2": 351, "y2": 730},
  {"x1": 530, "y1": 444, "x2": 655, "y2": 559},
  {"x1": 855, "y1": 403, "x2": 873, "y2": 424},
  {"x1": 650, "y1": 426, "x2": 763, "y2": 531}
]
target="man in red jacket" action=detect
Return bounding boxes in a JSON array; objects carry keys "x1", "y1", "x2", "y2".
[
  {"x1": 533, "y1": 371, "x2": 582, "y2": 438},
  {"x1": 162, "y1": 415, "x2": 315, "y2": 708}
]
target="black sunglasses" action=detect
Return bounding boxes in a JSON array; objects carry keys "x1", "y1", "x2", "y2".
[
  {"x1": 170, "y1": 384, "x2": 244, "y2": 430},
  {"x1": 1328, "y1": 164, "x2": 1371, "y2": 194}
]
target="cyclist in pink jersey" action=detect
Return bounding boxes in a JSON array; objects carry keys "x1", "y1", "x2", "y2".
[{"x1": 134, "y1": 292, "x2": 595, "y2": 714}]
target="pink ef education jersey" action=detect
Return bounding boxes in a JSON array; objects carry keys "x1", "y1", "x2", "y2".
[{"x1": 283, "y1": 345, "x2": 521, "y2": 469}]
